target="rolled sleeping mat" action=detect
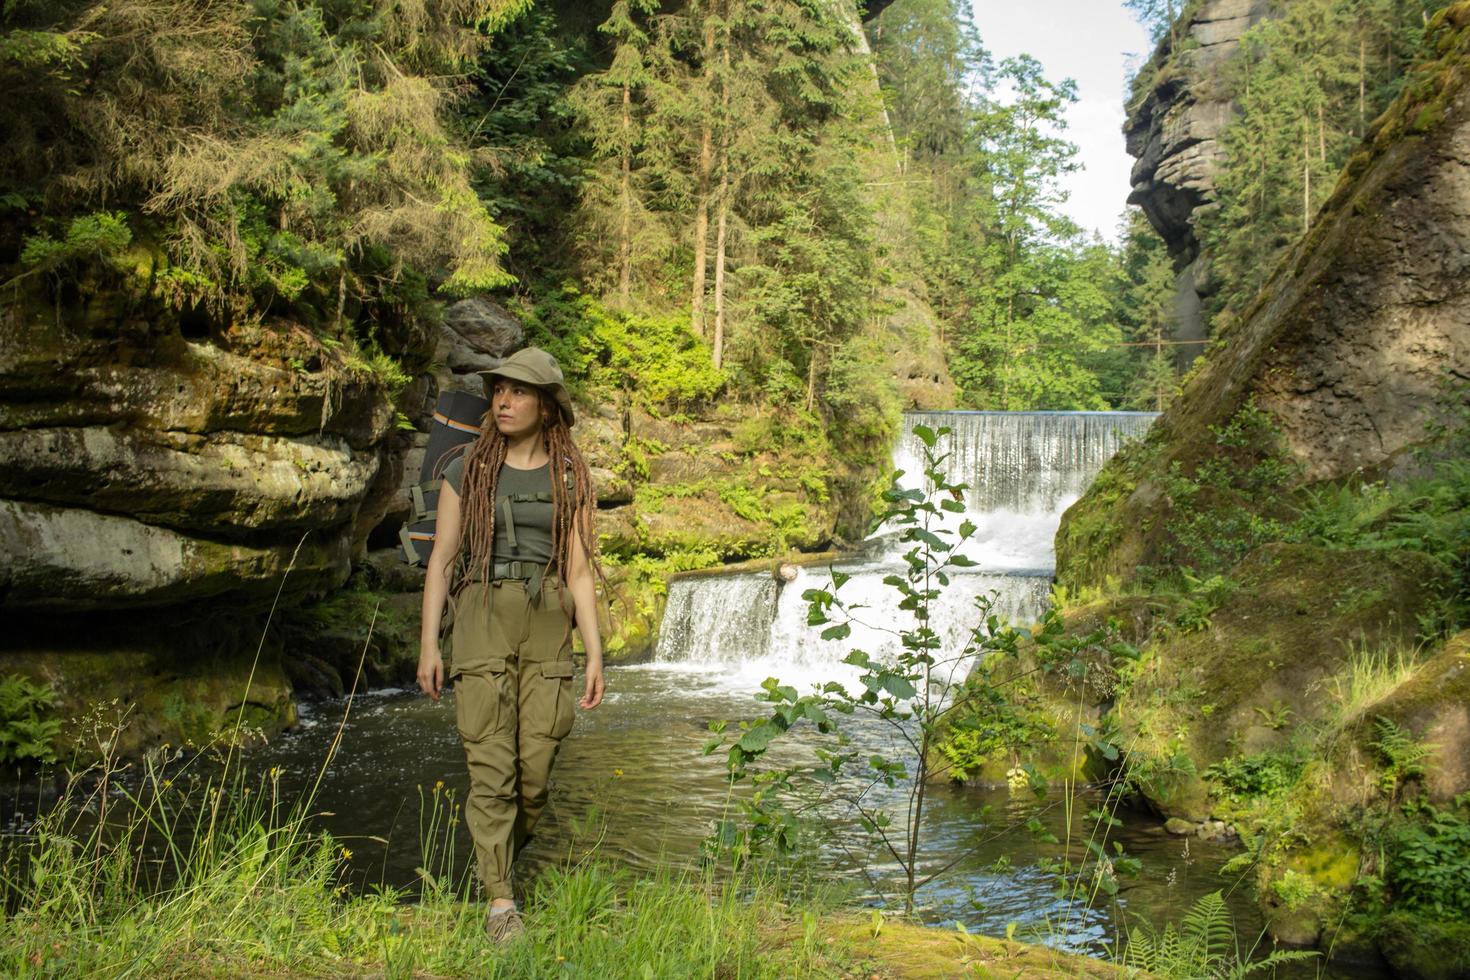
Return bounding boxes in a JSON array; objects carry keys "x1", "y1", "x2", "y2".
[{"x1": 400, "y1": 389, "x2": 490, "y2": 565}]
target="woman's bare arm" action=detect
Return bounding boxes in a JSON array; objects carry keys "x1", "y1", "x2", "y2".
[
  {"x1": 566, "y1": 515, "x2": 605, "y2": 709},
  {"x1": 418, "y1": 481, "x2": 462, "y2": 700}
]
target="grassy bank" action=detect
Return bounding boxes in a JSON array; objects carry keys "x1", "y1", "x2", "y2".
[{"x1": 0, "y1": 727, "x2": 1131, "y2": 979}]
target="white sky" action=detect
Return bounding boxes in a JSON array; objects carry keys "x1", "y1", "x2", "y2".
[{"x1": 970, "y1": 1, "x2": 1152, "y2": 243}]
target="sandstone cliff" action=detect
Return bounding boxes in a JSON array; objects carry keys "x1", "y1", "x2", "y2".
[
  {"x1": 1065, "y1": 4, "x2": 1470, "y2": 588},
  {"x1": 1124, "y1": 0, "x2": 1272, "y2": 353},
  {"x1": 1046, "y1": 6, "x2": 1470, "y2": 961}
]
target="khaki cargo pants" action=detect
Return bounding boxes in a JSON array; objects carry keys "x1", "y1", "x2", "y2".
[{"x1": 449, "y1": 579, "x2": 577, "y2": 901}]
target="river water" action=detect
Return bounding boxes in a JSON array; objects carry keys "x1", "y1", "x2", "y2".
[
  {"x1": 268, "y1": 664, "x2": 1258, "y2": 955},
  {"x1": 256, "y1": 410, "x2": 1272, "y2": 955}
]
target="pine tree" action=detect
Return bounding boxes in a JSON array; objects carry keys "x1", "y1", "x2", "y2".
[{"x1": 568, "y1": 0, "x2": 662, "y2": 303}]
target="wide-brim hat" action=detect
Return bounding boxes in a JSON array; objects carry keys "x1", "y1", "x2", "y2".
[{"x1": 478, "y1": 347, "x2": 576, "y2": 427}]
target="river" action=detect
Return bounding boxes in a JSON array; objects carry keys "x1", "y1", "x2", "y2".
[{"x1": 258, "y1": 410, "x2": 1270, "y2": 956}]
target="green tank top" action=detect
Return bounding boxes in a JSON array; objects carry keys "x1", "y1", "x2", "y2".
[{"x1": 441, "y1": 455, "x2": 556, "y2": 565}]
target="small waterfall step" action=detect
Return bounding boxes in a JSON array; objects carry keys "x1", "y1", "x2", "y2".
[{"x1": 650, "y1": 410, "x2": 1157, "y2": 677}]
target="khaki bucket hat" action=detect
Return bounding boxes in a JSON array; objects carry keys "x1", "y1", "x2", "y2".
[{"x1": 479, "y1": 347, "x2": 576, "y2": 427}]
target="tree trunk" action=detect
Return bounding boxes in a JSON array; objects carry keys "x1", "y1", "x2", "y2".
[
  {"x1": 690, "y1": 14, "x2": 717, "y2": 336},
  {"x1": 1302, "y1": 118, "x2": 1311, "y2": 233},
  {"x1": 712, "y1": 170, "x2": 730, "y2": 370},
  {"x1": 711, "y1": 7, "x2": 731, "y2": 370},
  {"x1": 691, "y1": 122, "x2": 712, "y2": 335},
  {"x1": 619, "y1": 83, "x2": 633, "y2": 303},
  {"x1": 1359, "y1": 35, "x2": 1367, "y2": 136}
]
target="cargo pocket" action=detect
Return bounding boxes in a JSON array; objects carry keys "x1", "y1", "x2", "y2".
[
  {"x1": 454, "y1": 658, "x2": 509, "y2": 744},
  {"x1": 539, "y1": 660, "x2": 577, "y2": 741}
]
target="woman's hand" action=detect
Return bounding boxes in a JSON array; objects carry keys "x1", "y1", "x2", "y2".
[
  {"x1": 418, "y1": 648, "x2": 444, "y2": 701},
  {"x1": 579, "y1": 659, "x2": 605, "y2": 710}
]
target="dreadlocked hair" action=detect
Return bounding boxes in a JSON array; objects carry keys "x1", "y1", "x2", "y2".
[{"x1": 456, "y1": 391, "x2": 603, "y2": 615}]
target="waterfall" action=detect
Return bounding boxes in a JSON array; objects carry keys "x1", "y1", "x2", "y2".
[
  {"x1": 653, "y1": 573, "x2": 778, "y2": 663},
  {"x1": 650, "y1": 411, "x2": 1155, "y2": 683}
]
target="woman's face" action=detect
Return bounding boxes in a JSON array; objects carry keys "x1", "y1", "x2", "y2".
[{"x1": 490, "y1": 378, "x2": 546, "y2": 440}]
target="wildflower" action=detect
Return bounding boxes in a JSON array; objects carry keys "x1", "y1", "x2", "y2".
[
  {"x1": 613, "y1": 768, "x2": 623, "y2": 777},
  {"x1": 341, "y1": 847, "x2": 353, "y2": 860},
  {"x1": 434, "y1": 780, "x2": 444, "y2": 791}
]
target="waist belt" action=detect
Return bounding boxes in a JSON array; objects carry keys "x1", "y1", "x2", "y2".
[{"x1": 461, "y1": 559, "x2": 552, "y2": 604}]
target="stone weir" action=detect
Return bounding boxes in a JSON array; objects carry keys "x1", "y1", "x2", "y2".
[{"x1": 651, "y1": 411, "x2": 1155, "y2": 683}]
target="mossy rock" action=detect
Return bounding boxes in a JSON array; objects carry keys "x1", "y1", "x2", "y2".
[
  {"x1": 1377, "y1": 911, "x2": 1470, "y2": 980},
  {"x1": 1, "y1": 614, "x2": 295, "y2": 759},
  {"x1": 1116, "y1": 545, "x2": 1442, "y2": 785},
  {"x1": 1363, "y1": 630, "x2": 1470, "y2": 803},
  {"x1": 1259, "y1": 828, "x2": 1361, "y2": 946},
  {"x1": 931, "y1": 593, "x2": 1186, "y2": 792},
  {"x1": 277, "y1": 584, "x2": 421, "y2": 697},
  {"x1": 799, "y1": 916, "x2": 1130, "y2": 979},
  {"x1": 599, "y1": 569, "x2": 664, "y2": 665}
]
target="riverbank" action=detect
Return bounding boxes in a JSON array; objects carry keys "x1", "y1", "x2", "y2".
[{"x1": 0, "y1": 763, "x2": 1126, "y2": 979}]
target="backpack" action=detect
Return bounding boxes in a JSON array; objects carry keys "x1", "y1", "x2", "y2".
[
  {"x1": 398, "y1": 389, "x2": 579, "y2": 566},
  {"x1": 399, "y1": 389, "x2": 488, "y2": 566}
]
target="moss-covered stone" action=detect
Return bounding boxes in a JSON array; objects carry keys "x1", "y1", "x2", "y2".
[
  {"x1": 801, "y1": 916, "x2": 1130, "y2": 979},
  {"x1": 1115, "y1": 545, "x2": 1440, "y2": 792},
  {"x1": 1377, "y1": 911, "x2": 1470, "y2": 980},
  {"x1": 1367, "y1": 630, "x2": 1470, "y2": 803},
  {"x1": 0, "y1": 617, "x2": 295, "y2": 758}
]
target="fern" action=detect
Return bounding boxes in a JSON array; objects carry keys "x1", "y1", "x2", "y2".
[
  {"x1": 1122, "y1": 890, "x2": 1319, "y2": 979},
  {"x1": 1373, "y1": 716, "x2": 1431, "y2": 797}
]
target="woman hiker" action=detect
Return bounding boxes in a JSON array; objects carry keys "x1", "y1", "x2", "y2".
[{"x1": 417, "y1": 347, "x2": 606, "y2": 943}]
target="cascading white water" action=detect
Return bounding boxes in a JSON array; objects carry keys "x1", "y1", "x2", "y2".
[
  {"x1": 653, "y1": 573, "x2": 778, "y2": 663},
  {"x1": 648, "y1": 411, "x2": 1156, "y2": 688}
]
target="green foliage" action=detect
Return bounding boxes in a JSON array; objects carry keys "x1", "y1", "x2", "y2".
[
  {"x1": 1372, "y1": 716, "x2": 1431, "y2": 798},
  {"x1": 1124, "y1": 0, "x2": 1195, "y2": 46},
  {"x1": 1, "y1": 0, "x2": 519, "y2": 320},
  {"x1": 1286, "y1": 380, "x2": 1470, "y2": 631},
  {"x1": 1386, "y1": 796, "x2": 1470, "y2": 919},
  {"x1": 1122, "y1": 889, "x2": 1318, "y2": 978},
  {"x1": 0, "y1": 675, "x2": 61, "y2": 767},
  {"x1": 1159, "y1": 404, "x2": 1299, "y2": 575},
  {"x1": 525, "y1": 286, "x2": 723, "y2": 414},
  {"x1": 17, "y1": 210, "x2": 133, "y2": 277},
  {"x1": 1204, "y1": 751, "x2": 1306, "y2": 804},
  {"x1": 870, "y1": 6, "x2": 1174, "y2": 411}
]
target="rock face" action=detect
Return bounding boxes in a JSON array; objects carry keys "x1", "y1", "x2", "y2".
[
  {"x1": 1062, "y1": 8, "x2": 1470, "y2": 588},
  {"x1": 0, "y1": 309, "x2": 399, "y2": 609},
  {"x1": 1124, "y1": 0, "x2": 1273, "y2": 352},
  {"x1": 0, "y1": 295, "x2": 414, "y2": 747}
]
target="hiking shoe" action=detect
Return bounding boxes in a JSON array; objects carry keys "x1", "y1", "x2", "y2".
[{"x1": 485, "y1": 906, "x2": 525, "y2": 944}]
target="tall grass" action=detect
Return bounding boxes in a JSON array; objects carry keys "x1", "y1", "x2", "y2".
[
  {"x1": 1330, "y1": 637, "x2": 1425, "y2": 723},
  {"x1": 0, "y1": 714, "x2": 861, "y2": 978}
]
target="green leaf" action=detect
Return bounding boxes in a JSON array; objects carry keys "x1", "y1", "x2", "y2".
[
  {"x1": 913, "y1": 424, "x2": 937, "y2": 448},
  {"x1": 881, "y1": 674, "x2": 917, "y2": 699},
  {"x1": 820, "y1": 623, "x2": 851, "y2": 641},
  {"x1": 737, "y1": 721, "x2": 781, "y2": 754}
]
